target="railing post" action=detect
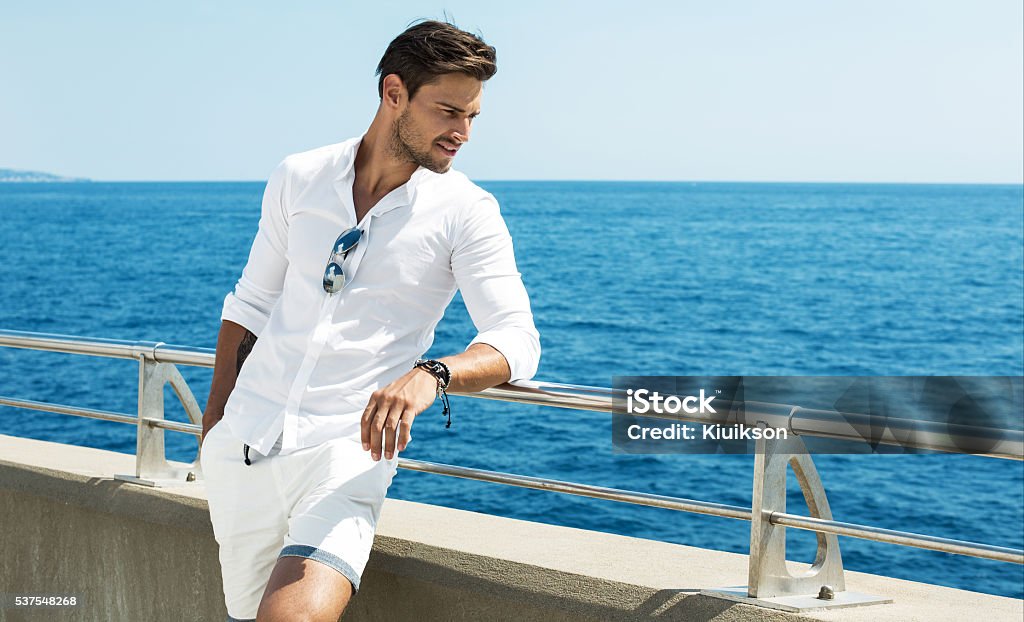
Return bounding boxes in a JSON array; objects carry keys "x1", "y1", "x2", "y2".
[
  {"x1": 114, "y1": 352, "x2": 204, "y2": 487},
  {"x1": 702, "y1": 422, "x2": 892, "y2": 612}
]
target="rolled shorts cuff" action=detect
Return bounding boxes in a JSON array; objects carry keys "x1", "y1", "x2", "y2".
[
  {"x1": 226, "y1": 615, "x2": 255, "y2": 622},
  {"x1": 279, "y1": 544, "x2": 362, "y2": 593}
]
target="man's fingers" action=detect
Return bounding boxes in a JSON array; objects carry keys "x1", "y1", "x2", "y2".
[
  {"x1": 383, "y1": 408, "x2": 403, "y2": 459},
  {"x1": 369, "y1": 401, "x2": 390, "y2": 460},
  {"x1": 361, "y1": 398, "x2": 378, "y2": 451},
  {"x1": 397, "y1": 415, "x2": 414, "y2": 453},
  {"x1": 362, "y1": 377, "x2": 429, "y2": 459}
]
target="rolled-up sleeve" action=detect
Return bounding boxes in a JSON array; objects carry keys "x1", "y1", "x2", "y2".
[
  {"x1": 220, "y1": 160, "x2": 290, "y2": 336},
  {"x1": 451, "y1": 195, "x2": 541, "y2": 382}
]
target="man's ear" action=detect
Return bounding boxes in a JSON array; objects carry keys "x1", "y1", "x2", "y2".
[{"x1": 381, "y1": 74, "x2": 406, "y2": 110}]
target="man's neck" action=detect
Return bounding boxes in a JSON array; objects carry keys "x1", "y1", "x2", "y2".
[{"x1": 353, "y1": 121, "x2": 418, "y2": 201}]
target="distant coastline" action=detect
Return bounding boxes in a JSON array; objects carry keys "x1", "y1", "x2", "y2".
[{"x1": 0, "y1": 168, "x2": 89, "y2": 183}]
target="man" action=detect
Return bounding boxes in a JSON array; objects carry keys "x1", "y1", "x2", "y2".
[{"x1": 199, "y1": 21, "x2": 540, "y2": 622}]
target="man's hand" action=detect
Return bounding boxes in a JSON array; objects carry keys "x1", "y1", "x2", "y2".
[
  {"x1": 360, "y1": 368, "x2": 438, "y2": 460},
  {"x1": 201, "y1": 411, "x2": 222, "y2": 447},
  {"x1": 360, "y1": 344, "x2": 512, "y2": 461}
]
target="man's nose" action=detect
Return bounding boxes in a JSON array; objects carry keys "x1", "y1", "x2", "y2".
[{"x1": 453, "y1": 118, "x2": 471, "y2": 144}]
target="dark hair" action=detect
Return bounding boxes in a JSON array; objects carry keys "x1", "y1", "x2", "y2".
[{"x1": 376, "y1": 20, "x2": 497, "y2": 100}]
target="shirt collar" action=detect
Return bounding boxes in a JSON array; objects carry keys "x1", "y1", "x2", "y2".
[{"x1": 332, "y1": 135, "x2": 437, "y2": 219}]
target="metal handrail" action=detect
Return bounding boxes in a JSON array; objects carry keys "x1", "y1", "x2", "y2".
[
  {"x1": 0, "y1": 395, "x2": 137, "y2": 426},
  {"x1": 397, "y1": 455, "x2": 1023, "y2": 564},
  {"x1": 2, "y1": 396, "x2": 1019, "y2": 564},
  {"x1": 3, "y1": 329, "x2": 1021, "y2": 460},
  {"x1": 1, "y1": 328, "x2": 1021, "y2": 568}
]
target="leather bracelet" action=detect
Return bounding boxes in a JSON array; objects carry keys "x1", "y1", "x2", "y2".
[
  {"x1": 414, "y1": 359, "x2": 452, "y2": 428},
  {"x1": 414, "y1": 359, "x2": 451, "y2": 390}
]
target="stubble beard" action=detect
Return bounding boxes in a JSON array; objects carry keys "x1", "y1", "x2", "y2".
[{"x1": 388, "y1": 109, "x2": 452, "y2": 174}]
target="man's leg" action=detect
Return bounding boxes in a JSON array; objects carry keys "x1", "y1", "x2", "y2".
[
  {"x1": 256, "y1": 557, "x2": 354, "y2": 621},
  {"x1": 255, "y1": 436, "x2": 398, "y2": 621}
]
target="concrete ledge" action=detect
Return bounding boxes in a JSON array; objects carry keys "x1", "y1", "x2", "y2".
[{"x1": 1, "y1": 433, "x2": 1021, "y2": 621}]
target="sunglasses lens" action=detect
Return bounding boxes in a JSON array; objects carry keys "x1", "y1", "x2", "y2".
[
  {"x1": 323, "y1": 262, "x2": 346, "y2": 293},
  {"x1": 334, "y1": 228, "x2": 362, "y2": 255}
]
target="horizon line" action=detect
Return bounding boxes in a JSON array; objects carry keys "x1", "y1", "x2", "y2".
[{"x1": 10, "y1": 178, "x2": 1023, "y2": 186}]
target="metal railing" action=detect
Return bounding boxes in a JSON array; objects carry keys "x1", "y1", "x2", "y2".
[{"x1": 1, "y1": 328, "x2": 1021, "y2": 611}]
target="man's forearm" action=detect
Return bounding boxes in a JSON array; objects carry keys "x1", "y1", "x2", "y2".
[
  {"x1": 361, "y1": 343, "x2": 520, "y2": 460},
  {"x1": 204, "y1": 320, "x2": 257, "y2": 426},
  {"x1": 437, "y1": 342, "x2": 512, "y2": 393}
]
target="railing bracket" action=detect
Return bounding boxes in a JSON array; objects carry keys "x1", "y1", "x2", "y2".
[
  {"x1": 702, "y1": 422, "x2": 893, "y2": 612},
  {"x1": 114, "y1": 354, "x2": 204, "y2": 487}
]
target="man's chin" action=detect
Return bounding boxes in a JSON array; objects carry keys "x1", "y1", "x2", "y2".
[{"x1": 420, "y1": 159, "x2": 452, "y2": 174}]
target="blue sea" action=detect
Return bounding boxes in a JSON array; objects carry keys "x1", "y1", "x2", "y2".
[{"x1": 1, "y1": 181, "x2": 1022, "y2": 599}]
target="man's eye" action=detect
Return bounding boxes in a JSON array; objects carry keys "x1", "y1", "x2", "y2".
[{"x1": 444, "y1": 110, "x2": 457, "y2": 117}]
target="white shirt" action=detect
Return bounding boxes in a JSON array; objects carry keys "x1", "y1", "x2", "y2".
[{"x1": 219, "y1": 137, "x2": 541, "y2": 456}]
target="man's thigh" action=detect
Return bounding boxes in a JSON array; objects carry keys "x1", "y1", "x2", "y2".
[{"x1": 256, "y1": 556, "x2": 354, "y2": 622}]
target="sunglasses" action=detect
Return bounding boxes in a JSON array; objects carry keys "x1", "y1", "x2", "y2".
[{"x1": 322, "y1": 227, "x2": 363, "y2": 294}]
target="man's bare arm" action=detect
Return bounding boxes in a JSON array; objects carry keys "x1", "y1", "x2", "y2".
[
  {"x1": 441, "y1": 342, "x2": 511, "y2": 393},
  {"x1": 202, "y1": 319, "x2": 257, "y2": 444},
  {"x1": 235, "y1": 329, "x2": 258, "y2": 375},
  {"x1": 360, "y1": 343, "x2": 510, "y2": 460}
]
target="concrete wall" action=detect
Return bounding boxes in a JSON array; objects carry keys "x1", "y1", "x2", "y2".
[{"x1": 1, "y1": 434, "x2": 1021, "y2": 622}]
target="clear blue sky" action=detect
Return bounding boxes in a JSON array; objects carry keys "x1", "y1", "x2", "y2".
[{"x1": 2, "y1": 1, "x2": 1022, "y2": 183}]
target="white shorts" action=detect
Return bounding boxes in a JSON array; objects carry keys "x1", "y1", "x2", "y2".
[{"x1": 200, "y1": 421, "x2": 398, "y2": 622}]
